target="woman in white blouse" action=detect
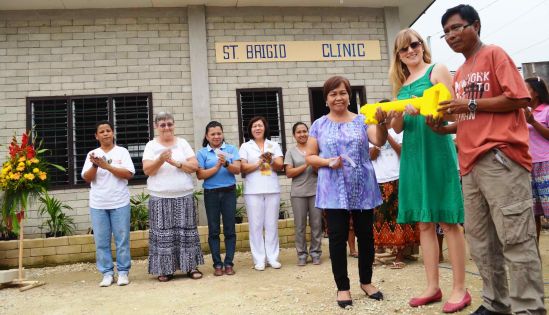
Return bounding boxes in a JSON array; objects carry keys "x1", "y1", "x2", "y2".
[
  {"x1": 142, "y1": 112, "x2": 203, "y2": 282},
  {"x1": 239, "y1": 116, "x2": 284, "y2": 271}
]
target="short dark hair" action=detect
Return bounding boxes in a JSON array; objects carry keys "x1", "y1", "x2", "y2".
[
  {"x1": 441, "y1": 4, "x2": 481, "y2": 35},
  {"x1": 247, "y1": 116, "x2": 270, "y2": 141},
  {"x1": 202, "y1": 120, "x2": 224, "y2": 147},
  {"x1": 323, "y1": 76, "x2": 351, "y2": 101},
  {"x1": 95, "y1": 120, "x2": 113, "y2": 133},
  {"x1": 292, "y1": 122, "x2": 308, "y2": 135},
  {"x1": 525, "y1": 77, "x2": 549, "y2": 105}
]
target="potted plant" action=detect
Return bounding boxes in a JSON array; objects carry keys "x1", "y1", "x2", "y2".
[
  {"x1": 235, "y1": 183, "x2": 245, "y2": 224},
  {"x1": 130, "y1": 192, "x2": 149, "y2": 231},
  {"x1": 38, "y1": 192, "x2": 76, "y2": 238},
  {"x1": 278, "y1": 201, "x2": 288, "y2": 220}
]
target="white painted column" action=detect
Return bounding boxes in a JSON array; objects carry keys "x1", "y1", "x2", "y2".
[
  {"x1": 188, "y1": 5, "x2": 211, "y2": 151},
  {"x1": 383, "y1": 7, "x2": 400, "y2": 66}
]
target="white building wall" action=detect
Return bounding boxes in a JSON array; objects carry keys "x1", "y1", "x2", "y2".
[
  {"x1": 0, "y1": 8, "x2": 192, "y2": 237},
  {"x1": 0, "y1": 6, "x2": 394, "y2": 238}
]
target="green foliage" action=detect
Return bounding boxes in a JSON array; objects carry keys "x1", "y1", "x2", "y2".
[
  {"x1": 279, "y1": 201, "x2": 288, "y2": 219},
  {"x1": 130, "y1": 192, "x2": 149, "y2": 231},
  {"x1": 38, "y1": 192, "x2": 76, "y2": 237},
  {"x1": 235, "y1": 183, "x2": 245, "y2": 219}
]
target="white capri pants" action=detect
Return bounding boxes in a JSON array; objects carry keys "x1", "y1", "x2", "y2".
[{"x1": 244, "y1": 193, "x2": 280, "y2": 266}]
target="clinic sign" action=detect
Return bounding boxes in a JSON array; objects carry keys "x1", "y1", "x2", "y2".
[{"x1": 215, "y1": 40, "x2": 381, "y2": 63}]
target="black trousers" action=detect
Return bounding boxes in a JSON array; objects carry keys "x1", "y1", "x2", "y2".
[{"x1": 325, "y1": 209, "x2": 374, "y2": 291}]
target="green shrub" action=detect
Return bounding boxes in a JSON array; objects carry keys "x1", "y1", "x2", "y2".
[
  {"x1": 130, "y1": 192, "x2": 149, "y2": 231},
  {"x1": 38, "y1": 192, "x2": 76, "y2": 237}
]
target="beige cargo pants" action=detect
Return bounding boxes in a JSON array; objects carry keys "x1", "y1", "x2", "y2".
[{"x1": 462, "y1": 150, "x2": 546, "y2": 315}]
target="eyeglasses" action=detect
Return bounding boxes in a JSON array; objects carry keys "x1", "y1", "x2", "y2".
[
  {"x1": 398, "y1": 41, "x2": 422, "y2": 54},
  {"x1": 158, "y1": 122, "x2": 174, "y2": 128},
  {"x1": 440, "y1": 23, "x2": 474, "y2": 39}
]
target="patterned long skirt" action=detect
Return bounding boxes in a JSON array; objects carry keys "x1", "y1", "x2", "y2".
[
  {"x1": 532, "y1": 160, "x2": 549, "y2": 218},
  {"x1": 148, "y1": 194, "x2": 204, "y2": 276},
  {"x1": 373, "y1": 180, "x2": 419, "y2": 249}
]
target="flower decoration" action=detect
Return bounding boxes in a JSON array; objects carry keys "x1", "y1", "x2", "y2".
[{"x1": 0, "y1": 131, "x2": 65, "y2": 233}]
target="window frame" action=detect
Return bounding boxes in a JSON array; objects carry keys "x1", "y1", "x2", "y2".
[
  {"x1": 26, "y1": 92, "x2": 154, "y2": 190},
  {"x1": 236, "y1": 87, "x2": 287, "y2": 155}
]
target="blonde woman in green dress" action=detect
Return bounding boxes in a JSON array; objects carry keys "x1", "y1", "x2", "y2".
[{"x1": 389, "y1": 29, "x2": 469, "y2": 313}]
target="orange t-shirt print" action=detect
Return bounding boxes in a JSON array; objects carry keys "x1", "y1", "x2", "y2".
[{"x1": 453, "y1": 45, "x2": 532, "y2": 176}]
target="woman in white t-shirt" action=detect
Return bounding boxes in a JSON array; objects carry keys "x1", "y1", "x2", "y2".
[
  {"x1": 142, "y1": 112, "x2": 203, "y2": 282},
  {"x1": 239, "y1": 116, "x2": 284, "y2": 271},
  {"x1": 369, "y1": 125, "x2": 418, "y2": 269},
  {"x1": 82, "y1": 121, "x2": 135, "y2": 287}
]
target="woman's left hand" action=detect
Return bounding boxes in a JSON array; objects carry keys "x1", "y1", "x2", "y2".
[
  {"x1": 524, "y1": 108, "x2": 535, "y2": 124},
  {"x1": 92, "y1": 156, "x2": 109, "y2": 169}
]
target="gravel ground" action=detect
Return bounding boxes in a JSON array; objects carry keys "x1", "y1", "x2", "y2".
[{"x1": 1, "y1": 232, "x2": 548, "y2": 315}]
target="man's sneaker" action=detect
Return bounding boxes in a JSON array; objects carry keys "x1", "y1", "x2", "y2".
[
  {"x1": 99, "y1": 275, "x2": 114, "y2": 287},
  {"x1": 269, "y1": 261, "x2": 282, "y2": 269},
  {"x1": 117, "y1": 274, "x2": 130, "y2": 286},
  {"x1": 297, "y1": 257, "x2": 307, "y2": 266},
  {"x1": 254, "y1": 264, "x2": 265, "y2": 271}
]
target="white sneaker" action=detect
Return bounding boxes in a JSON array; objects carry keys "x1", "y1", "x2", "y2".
[
  {"x1": 99, "y1": 275, "x2": 114, "y2": 287},
  {"x1": 254, "y1": 264, "x2": 265, "y2": 271},
  {"x1": 269, "y1": 261, "x2": 282, "y2": 269},
  {"x1": 117, "y1": 274, "x2": 130, "y2": 286}
]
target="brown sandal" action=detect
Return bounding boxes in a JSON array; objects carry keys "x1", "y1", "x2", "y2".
[
  {"x1": 157, "y1": 274, "x2": 174, "y2": 282},
  {"x1": 187, "y1": 269, "x2": 203, "y2": 280}
]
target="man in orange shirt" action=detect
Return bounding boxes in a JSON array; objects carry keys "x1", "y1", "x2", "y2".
[{"x1": 436, "y1": 4, "x2": 545, "y2": 315}]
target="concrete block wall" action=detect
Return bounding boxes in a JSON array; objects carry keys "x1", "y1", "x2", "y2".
[
  {"x1": 205, "y1": 7, "x2": 393, "y2": 209},
  {"x1": 0, "y1": 218, "x2": 305, "y2": 268},
  {"x1": 0, "y1": 8, "x2": 192, "y2": 237}
]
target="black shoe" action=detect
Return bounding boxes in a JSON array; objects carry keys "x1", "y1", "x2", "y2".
[
  {"x1": 360, "y1": 284, "x2": 384, "y2": 301},
  {"x1": 336, "y1": 291, "x2": 353, "y2": 308},
  {"x1": 470, "y1": 305, "x2": 510, "y2": 315}
]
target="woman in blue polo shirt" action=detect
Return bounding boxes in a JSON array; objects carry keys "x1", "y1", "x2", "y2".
[{"x1": 197, "y1": 121, "x2": 241, "y2": 277}]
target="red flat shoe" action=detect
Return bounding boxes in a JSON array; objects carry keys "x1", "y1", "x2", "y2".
[
  {"x1": 409, "y1": 288, "x2": 443, "y2": 307},
  {"x1": 442, "y1": 290, "x2": 471, "y2": 313}
]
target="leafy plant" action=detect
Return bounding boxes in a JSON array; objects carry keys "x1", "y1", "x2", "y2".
[
  {"x1": 130, "y1": 192, "x2": 149, "y2": 231},
  {"x1": 235, "y1": 183, "x2": 245, "y2": 223},
  {"x1": 279, "y1": 201, "x2": 288, "y2": 219},
  {"x1": 38, "y1": 192, "x2": 76, "y2": 237},
  {"x1": 1, "y1": 132, "x2": 65, "y2": 233}
]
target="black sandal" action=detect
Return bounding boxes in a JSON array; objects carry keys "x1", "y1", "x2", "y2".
[
  {"x1": 187, "y1": 269, "x2": 203, "y2": 280},
  {"x1": 157, "y1": 274, "x2": 174, "y2": 282}
]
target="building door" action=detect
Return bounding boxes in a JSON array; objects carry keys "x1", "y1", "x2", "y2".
[{"x1": 309, "y1": 86, "x2": 366, "y2": 123}]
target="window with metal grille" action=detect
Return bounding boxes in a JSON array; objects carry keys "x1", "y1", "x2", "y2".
[
  {"x1": 27, "y1": 93, "x2": 153, "y2": 189},
  {"x1": 236, "y1": 88, "x2": 286, "y2": 153}
]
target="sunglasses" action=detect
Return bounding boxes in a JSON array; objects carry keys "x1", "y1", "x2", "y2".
[
  {"x1": 399, "y1": 41, "x2": 422, "y2": 54},
  {"x1": 158, "y1": 122, "x2": 174, "y2": 128}
]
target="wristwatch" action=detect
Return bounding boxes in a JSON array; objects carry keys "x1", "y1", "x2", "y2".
[
  {"x1": 223, "y1": 161, "x2": 230, "y2": 168},
  {"x1": 468, "y1": 99, "x2": 477, "y2": 113}
]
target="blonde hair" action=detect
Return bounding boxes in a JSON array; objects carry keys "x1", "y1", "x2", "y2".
[{"x1": 388, "y1": 28, "x2": 432, "y2": 97}]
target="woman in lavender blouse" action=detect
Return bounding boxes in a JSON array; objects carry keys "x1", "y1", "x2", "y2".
[{"x1": 305, "y1": 76, "x2": 389, "y2": 308}]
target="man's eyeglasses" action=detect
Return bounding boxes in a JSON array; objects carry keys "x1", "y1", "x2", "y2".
[
  {"x1": 158, "y1": 122, "x2": 174, "y2": 128},
  {"x1": 440, "y1": 23, "x2": 474, "y2": 39},
  {"x1": 399, "y1": 41, "x2": 422, "y2": 54}
]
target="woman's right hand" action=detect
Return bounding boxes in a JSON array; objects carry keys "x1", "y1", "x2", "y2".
[
  {"x1": 404, "y1": 104, "x2": 419, "y2": 116},
  {"x1": 327, "y1": 156, "x2": 343, "y2": 169},
  {"x1": 159, "y1": 149, "x2": 172, "y2": 162}
]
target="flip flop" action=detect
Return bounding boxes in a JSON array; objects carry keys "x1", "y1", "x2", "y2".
[
  {"x1": 157, "y1": 274, "x2": 174, "y2": 282},
  {"x1": 349, "y1": 252, "x2": 359, "y2": 258},
  {"x1": 187, "y1": 269, "x2": 203, "y2": 280},
  {"x1": 390, "y1": 261, "x2": 406, "y2": 269}
]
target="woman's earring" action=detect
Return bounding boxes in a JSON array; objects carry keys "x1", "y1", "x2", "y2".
[{"x1": 325, "y1": 102, "x2": 328, "y2": 107}]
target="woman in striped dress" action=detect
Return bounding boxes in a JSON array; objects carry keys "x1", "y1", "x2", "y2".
[{"x1": 142, "y1": 112, "x2": 204, "y2": 281}]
